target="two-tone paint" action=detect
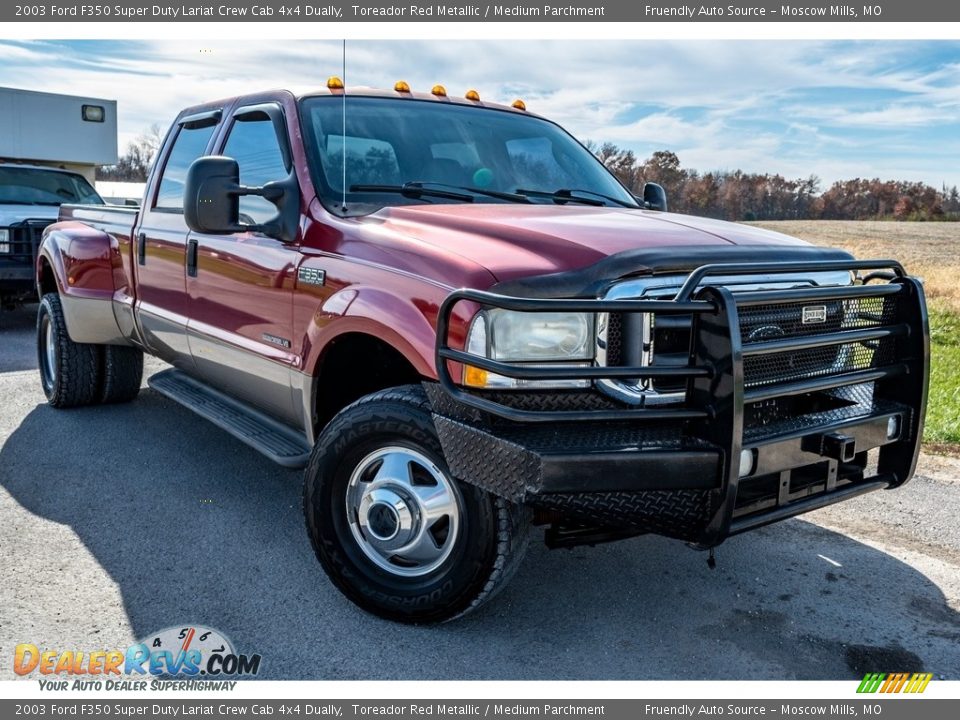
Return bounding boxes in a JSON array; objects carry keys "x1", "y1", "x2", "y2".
[{"x1": 36, "y1": 86, "x2": 821, "y2": 447}]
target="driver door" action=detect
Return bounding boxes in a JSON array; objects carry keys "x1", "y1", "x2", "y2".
[{"x1": 185, "y1": 101, "x2": 302, "y2": 425}]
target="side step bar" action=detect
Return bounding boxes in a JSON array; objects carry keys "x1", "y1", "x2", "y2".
[{"x1": 148, "y1": 369, "x2": 311, "y2": 468}]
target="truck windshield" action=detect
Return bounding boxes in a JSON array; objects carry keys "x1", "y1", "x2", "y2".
[
  {"x1": 0, "y1": 166, "x2": 103, "y2": 206},
  {"x1": 299, "y1": 96, "x2": 638, "y2": 216}
]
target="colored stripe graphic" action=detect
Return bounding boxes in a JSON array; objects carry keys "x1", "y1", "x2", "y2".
[{"x1": 857, "y1": 672, "x2": 932, "y2": 693}]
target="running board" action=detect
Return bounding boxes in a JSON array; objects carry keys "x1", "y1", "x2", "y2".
[{"x1": 149, "y1": 369, "x2": 311, "y2": 468}]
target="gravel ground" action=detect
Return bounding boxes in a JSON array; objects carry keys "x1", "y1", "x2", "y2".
[{"x1": 1, "y1": 303, "x2": 958, "y2": 680}]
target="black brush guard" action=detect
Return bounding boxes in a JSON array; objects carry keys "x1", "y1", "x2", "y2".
[
  {"x1": 0, "y1": 220, "x2": 46, "y2": 289},
  {"x1": 432, "y1": 260, "x2": 929, "y2": 547}
]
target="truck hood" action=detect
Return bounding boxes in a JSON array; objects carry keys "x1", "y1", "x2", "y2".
[
  {"x1": 367, "y1": 204, "x2": 810, "y2": 283},
  {"x1": 0, "y1": 205, "x2": 60, "y2": 227}
]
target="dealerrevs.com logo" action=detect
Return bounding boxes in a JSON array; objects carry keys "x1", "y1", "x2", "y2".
[{"x1": 14, "y1": 625, "x2": 261, "y2": 691}]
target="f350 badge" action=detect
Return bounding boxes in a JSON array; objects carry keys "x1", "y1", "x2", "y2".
[{"x1": 298, "y1": 267, "x2": 326, "y2": 286}]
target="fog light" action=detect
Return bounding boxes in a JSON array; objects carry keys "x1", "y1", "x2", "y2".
[
  {"x1": 886, "y1": 415, "x2": 901, "y2": 440},
  {"x1": 739, "y1": 448, "x2": 756, "y2": 478}
]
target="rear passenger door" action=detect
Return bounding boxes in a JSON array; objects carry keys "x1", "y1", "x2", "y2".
[
  {"x1": 185, "y1": 102, "x2": 302, "y2": 425},
  {"x1": 134, "y1": 111, "x2": 219, "y2": 368}
]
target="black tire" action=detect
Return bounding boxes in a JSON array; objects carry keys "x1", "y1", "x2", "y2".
[
  {"x1": 100, "y1": 345, "x2": 144, "y2": 404},
  {"x1": 36, "y1": 293, "x2": 102, "y2": 409},
  {"x1": 303, "y1": 385, "x2": 530, "y2": 624}
]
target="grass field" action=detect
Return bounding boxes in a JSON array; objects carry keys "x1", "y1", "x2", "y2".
[{"x1": 754, "y1": 221, "x2": 959, "y2": 451}]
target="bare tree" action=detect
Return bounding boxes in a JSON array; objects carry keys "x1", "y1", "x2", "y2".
[{"x1": 97, "y1": 123, "x2": 164, "y2": 182}]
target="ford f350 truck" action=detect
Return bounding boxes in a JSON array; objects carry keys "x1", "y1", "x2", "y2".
[{"x1": 35, "y1": 82, "x2": 929, "y2": 623}]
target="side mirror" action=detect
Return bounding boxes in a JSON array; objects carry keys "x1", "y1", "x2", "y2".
[
  {"x1": 184, "y1": 156, "x2": 242, "y2": 234},
  {"x1": 184, "y1": 156, "x2": 300, "y2": 243},
  {"x1": 642, "y1": 182, "x2": 668, "y2": 212}
]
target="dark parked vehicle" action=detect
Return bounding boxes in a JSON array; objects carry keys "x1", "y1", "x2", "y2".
[{"x1": 0, "y1": 164, "x2": 103, "y2": 308}]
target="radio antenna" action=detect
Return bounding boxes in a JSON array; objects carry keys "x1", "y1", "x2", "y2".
[{"x1": 341, "y1": 38, "x2": 347, "y2": 213}]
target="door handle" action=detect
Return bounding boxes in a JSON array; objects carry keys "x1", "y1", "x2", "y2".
[
  {"x1": 187, "y1": 237, "x2": 199, "y2": 277},
  {"x1": 137, "y1": 232, "x2": 146, "y2": 265}
]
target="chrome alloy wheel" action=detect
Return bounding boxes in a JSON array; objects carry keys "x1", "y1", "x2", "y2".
[
  {"x1": 40, "y1": 315, "x2": 56, "y2": 388},
  {"x1": 345, "y1": 446, "x2": 462, "y2": 577}
]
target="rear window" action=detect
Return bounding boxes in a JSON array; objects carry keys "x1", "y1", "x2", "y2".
[{"x1": 322, "y1": 135, "x2": 402, "y2": 190}]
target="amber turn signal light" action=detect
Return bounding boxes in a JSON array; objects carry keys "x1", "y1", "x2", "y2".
[{"x1": 463, "y1": 365, "x2": 489, "y2": 388}]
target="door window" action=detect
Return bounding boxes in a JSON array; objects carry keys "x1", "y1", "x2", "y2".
[
  {"x1": 223, "y1": 117, "x2": 289, "y2": 226},
  {"x1": 154, "y1": 122, "x2": 217, "y2": 211}
]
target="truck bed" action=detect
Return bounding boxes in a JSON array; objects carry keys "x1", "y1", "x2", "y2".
[{"x1": 58, "y1": 203, "x2": 139, "y2": 230}]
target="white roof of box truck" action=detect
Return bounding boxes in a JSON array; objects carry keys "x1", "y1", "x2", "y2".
[{"x1": 0, "y1": 87, "x2": 118, "y2": 167}]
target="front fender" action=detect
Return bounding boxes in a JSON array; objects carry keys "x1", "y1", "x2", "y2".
[
  {"x1": 302, "y1": 285, "x2": 441, "y2": 379},
  {"x1": 38, "y1": 222, "x2": 128, "y2": 345}
]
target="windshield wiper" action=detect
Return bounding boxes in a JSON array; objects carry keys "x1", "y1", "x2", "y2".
[
  {"x1": 350, "y1": 182, "x2": 474, "y2": 203},
  {"x1": 350, "y1": 181, "x2": 531, "y2": 204},
  {"x1": 416, "y1": 182, "x2": 531, "y2": 204},
  {"x1": 515, "y1": 188, "x2": 639, "y2": 208}
]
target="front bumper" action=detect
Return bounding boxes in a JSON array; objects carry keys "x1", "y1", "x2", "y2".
[
  {"x1": 0, "y1": 265, "x2": 34, "y2": 282},
  {"x1": 431, "y1": 260, "x2": 929, "y2": 547}
]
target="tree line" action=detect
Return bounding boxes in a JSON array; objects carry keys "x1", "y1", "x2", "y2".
[
  {"x1": 98, "y1": 127, "x2": 960, "y2": 221},
  {"x1": 588, "y1": 143, "x2": 960, "y2": 221}
]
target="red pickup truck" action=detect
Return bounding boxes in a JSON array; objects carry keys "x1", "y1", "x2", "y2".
[{"x1": 35, "y1": 82, "x2": 929, "y2": 623}]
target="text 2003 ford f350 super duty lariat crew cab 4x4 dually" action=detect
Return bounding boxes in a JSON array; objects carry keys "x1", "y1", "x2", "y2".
[{"x1": 35, "y1": 81, "x2": 929, "y2": 623}]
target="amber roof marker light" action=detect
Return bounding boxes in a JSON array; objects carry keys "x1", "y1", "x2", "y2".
[
  {"x1": 327, "y1": 76, "x2": 344, "y2": 91},
  {"x1": 431, "y1": 84, "x2": 447, "y2": 97},
  {"x1": 394, "y1": 80, "x2": 411, "y2": 93},
  {"x1": 465, "y1": 89, "x2": 481, "y2": 102},
  {"x1": 512, "y1": 99, "x2": 526, "y2": 111}
]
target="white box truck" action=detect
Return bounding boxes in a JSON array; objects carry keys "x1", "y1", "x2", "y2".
[{"x1": 0, "y1": 87, "x2": 116, "y2": 307}]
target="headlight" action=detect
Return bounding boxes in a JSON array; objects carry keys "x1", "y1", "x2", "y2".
[
  {"x1": 463, "y1": 310, "x2": 595, "y2": 389},
  {"x1": 487, "y1": 309, "x2": 594, "y2": 361},
  {"x1": 0, "y1": 228, "x2": 9, "y2": 254}
]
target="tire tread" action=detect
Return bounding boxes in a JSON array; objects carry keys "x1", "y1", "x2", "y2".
[
  {"x1": 38, "y1": 293, "x2": 101, "y2": 409},
  {"x1": 99, "y1": 344, "x2": 144, "y2": 404}
]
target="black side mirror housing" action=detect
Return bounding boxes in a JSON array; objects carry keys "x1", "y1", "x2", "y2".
[
  {"x1": 184, "y1": 155, "x2": 299, "y2": 243},
  {"x1": 184, "y1": 156, "x2": 242, "y2": 234},
  {"x1": 642, "y1": 182, "x2": 668, "y2": 212}
]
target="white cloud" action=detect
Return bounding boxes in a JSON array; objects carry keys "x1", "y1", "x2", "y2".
[{"x1": 2, "y1": 40, "x2": 959, "y2": 187}]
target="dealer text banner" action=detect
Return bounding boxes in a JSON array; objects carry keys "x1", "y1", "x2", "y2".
[
  {"x1": 3, "y1": 1, "x2": 959, "y2": 23},
  {"x1": 1, "y1": 702, "x2": 959, "y2": 719}
]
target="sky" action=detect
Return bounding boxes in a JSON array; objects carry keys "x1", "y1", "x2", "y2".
[{"x1": 2, "y1": 39, "x2": 960, "y2": 191}]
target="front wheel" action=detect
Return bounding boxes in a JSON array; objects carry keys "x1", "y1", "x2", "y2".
[{"x1": 303, "y1": 385, "x2": 529, "y2": 623}]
